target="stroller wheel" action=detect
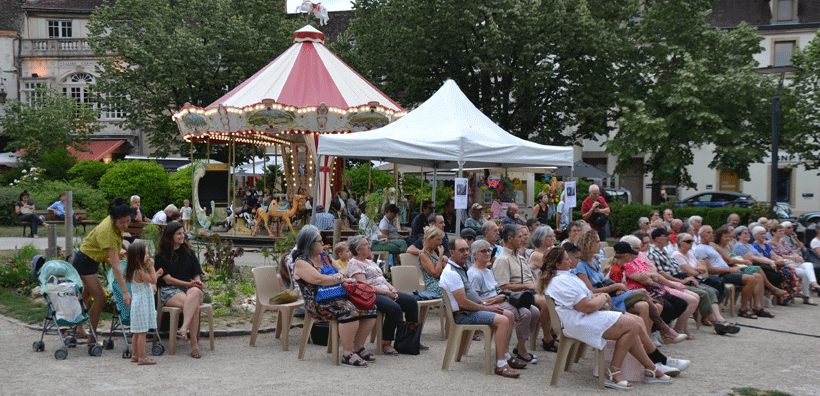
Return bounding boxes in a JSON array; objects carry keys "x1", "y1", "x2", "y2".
[
  {"x1": 104, "y1": 339, "x2": 115, "y2": 350},
  {"x1": 36, "y1": 341, "x2": 45, "y2": 352},
  {"x1": 66, "y1": 337, "x2": 77, "y2": 347},
  {"x1": 123, "y1": 347, "x2": 131, "y2": 359},
  {"x1": 152, "y1": 344, "x2": 165, "y2": 356},
  {"x1": 89, "y1": 345, "x2": 103, "y2": 357},
  {"x1": 54, "y1": 348, "x2": 68, "y2": 360},
  {"x1": 32, "y1": 341, "x2": 40, "y2": 352}
]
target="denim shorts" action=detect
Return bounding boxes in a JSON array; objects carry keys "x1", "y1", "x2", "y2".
[
  {"x1": 454, "y1": 310, "x2": 496, "y2": 326},
  {"x1": 720, "y1": 272, "x2": 744, "y2": 286}
]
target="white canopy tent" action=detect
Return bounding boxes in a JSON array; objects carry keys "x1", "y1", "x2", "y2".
[{"x1": 318, "y1": 79, "x2": 574, "y2": 232}]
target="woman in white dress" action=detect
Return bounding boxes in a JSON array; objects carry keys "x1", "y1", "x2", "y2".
[{"x1": 540, "y1": 247, "x2": 674, "y2": 390}]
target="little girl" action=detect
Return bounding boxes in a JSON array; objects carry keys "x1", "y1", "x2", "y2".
[
  {"x1": 125, "y1": 242, "x2": 162, "y2": 365},
  {"x1": 181, "y1": 199, "x2": 192, "y2": 233},
  {"x1": 333, "y1": 242, "x2": 351, "y2": 270}
]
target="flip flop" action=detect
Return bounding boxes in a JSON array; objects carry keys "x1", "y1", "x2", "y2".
[
  {"x1": 381, "y1": 345, "x2": 399, "y2": 356},
  {"x1": 177, "y1": 330, "x2": 188, "y2": 340},
  {"x1": 190, "y1": 350, "x2": 201, "y2": 359}
]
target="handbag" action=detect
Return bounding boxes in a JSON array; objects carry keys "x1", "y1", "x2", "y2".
[
  {"x1": 413, "y1": 290, "x2": 440, "y2": 301},
  {"x1": 316, "y1": 261, "x2": 348, "y2": 302},
  {"x1": 590, "y1": 213, "x2": 609, "y2": 229},
  {"x1": 342, "y1": 282, "x2": 376, "y2": 310},
  {"x1": 270, "y1": 289, "x2": 299, "y2": 305},
  {"x1": 505, "y1": 290, "x2": 535, "y2": 309},
  {"x1": 394, "y1": 321, "x2": 423, "y2": 355}
]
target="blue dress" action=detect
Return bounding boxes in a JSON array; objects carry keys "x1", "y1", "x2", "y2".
[
  {"x1": 129, "y1": 281, "x2": 157, "y2": 332},
  {"x1": 572, "y1": 258, "x2": 633, "y2": 312}
]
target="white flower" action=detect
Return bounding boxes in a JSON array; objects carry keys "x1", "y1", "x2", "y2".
[
  {"x1": 32, "y1": 177, "x2": 38, "y2": 181},
  {"x1": 13, "y1": 180, "x2": 19, "y2": 184},
  {"x1": 29, "y1": 167, "x2": 36, "y2": 172},
  {"x1": 21, "y1": 169, "x2": 27, "y2": 174}
]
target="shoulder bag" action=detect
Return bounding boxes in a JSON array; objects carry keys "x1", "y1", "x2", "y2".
[{"x1": 342, "y1": 281, "x2": 376, "y2": 310}]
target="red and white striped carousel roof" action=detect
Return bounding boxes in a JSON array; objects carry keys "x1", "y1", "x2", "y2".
[{"x1": 206, "y1": 25, "x2": 404, "y2": 112}]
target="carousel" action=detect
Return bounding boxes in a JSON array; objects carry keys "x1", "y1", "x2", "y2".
[{"x1": 172, "y1": 25, "x2": 405, "y2": 238}]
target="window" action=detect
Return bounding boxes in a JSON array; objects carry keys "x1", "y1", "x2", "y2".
[
  {"x1": 773, "y1": 41, "x2": 796, "y2": 67},
  {"x1": 99, "y1": 93, "x2": 127, "y2": 120},
  {"x1": 62, "y1": 73, "x2": 94, "y2": 107},
  {"x1": 775, "y1": 168, "x2": 792, "y2": 203},
  {"x1": 47, "y1": 20, "x2": 73, "y2": 38},
  {"x1": 775, "y1": 0, "x2": 795, "y2": 22},
  {"x1": 21, "y1": 82, "x2": 47, "y2": 106}
]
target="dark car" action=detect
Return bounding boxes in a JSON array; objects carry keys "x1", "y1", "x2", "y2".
[
  {"x1": 798, "y1": 211, "x2": 820, "y2": 228},
  {"x1": 677, "y1": 192, "x2": 754, "y2": 207}
]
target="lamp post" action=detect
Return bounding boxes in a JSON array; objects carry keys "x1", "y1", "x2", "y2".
[{"x1": 752, "y1": 65, "x2": 802, "y2": 219}]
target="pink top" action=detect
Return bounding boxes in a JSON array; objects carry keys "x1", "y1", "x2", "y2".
[
  {"x1": 347, "y1": 258, "x2": 391, "y2": 291},
  {"x1": 637, "y1": 252, "x2": 657, "y2": 272},
  {"x1": 623, "y1": 259, "x2": 651, "y2": 291}
]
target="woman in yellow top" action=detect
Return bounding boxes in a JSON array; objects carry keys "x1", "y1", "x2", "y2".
[{"x1": 72, "y1": 197, "x2": 132, "y2": 333}]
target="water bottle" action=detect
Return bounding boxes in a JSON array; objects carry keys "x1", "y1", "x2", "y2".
[{"x1": 388, "y1": 254, "x2": 394, "y2": 269}]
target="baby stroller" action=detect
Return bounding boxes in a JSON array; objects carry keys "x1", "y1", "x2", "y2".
[
  {"x1": 104, "y1": 260, "x2": 165, "y2": 358},
  {"x1": 31, "y1": 256, "x2": 103, "y2": 360}
]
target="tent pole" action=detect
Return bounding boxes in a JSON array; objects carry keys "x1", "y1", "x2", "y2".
[
  {"x1": 207, "y1": 140, "x2": 210, "y2": 163},
  {"x1": 419, "y1": 167, "x2": 423, "y2": 213},
  {"x1": 263, "y1": 148, "x2": 267, "y2": 193},
  {"x1": 455, "y1": 162, "x2": 463, "y2": 235},
  {"x1": 368, "y1": 161, "x2": 372, "y2": 193},
  {"x1": 252, "y1": 146, "x2": 256, "y2": 189},
  {"x1": 312, "y1": 155, "x2": 322, "y2": 226},
  {"x1": 432, "y1": 168, "x2": 437, "y2": 207}
]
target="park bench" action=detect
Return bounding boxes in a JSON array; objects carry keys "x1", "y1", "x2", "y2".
[
  {"x1": 20, "y1": 209, "x2": 97, "y2": 236},
  {"x1": 124, "y1": 221, "x2": 166, "y2": 243}
]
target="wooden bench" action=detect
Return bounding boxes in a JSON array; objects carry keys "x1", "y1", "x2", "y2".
[
  {"x1": 20, "y1": 209, "x2": 96, "y2": 236},
  {"x1": 124, "y1": 221, "x2": 166, "y2": 243}
]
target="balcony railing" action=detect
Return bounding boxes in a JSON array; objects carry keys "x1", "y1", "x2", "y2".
[{"x1": 21, "y1": 39, "x2": 95, "y2": 57}]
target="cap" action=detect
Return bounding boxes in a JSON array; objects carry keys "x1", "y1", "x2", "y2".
[
  {"x1": 460, "y1": 228, "x2": 477, "y2": 240},
  {"x1": 651, "y1": 228, "x2": 672, "y2": 240},
  {"x1": 471, "y1": 203, "x2": 484, "y2": 210},
  {"x1": 613, "y1": 242, "x2": 639, "y2": 255}
]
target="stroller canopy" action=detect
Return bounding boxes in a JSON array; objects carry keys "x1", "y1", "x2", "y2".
[{"x1": 38, "y1": 260, "x2": 82, "y2": 294}]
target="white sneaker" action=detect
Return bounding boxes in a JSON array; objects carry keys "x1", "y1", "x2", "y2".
[
  {"x1": 763, "y1": 296, "x2": 773, "y2": 308},
  {"x1": 664, "y1": 357, "x2": 691, "y2": 372},
  {"x1": 654, "y1": 362, "x2": 680, "y2": 377},
  {"x1": 650, "y1": 331, "x2": 662, "y2": 347}
]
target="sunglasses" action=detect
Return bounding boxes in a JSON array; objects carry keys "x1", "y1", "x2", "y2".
[
  {"x1": 464, "y1": 236, "x2": 475, "y2": 241},
  {"x1": 682, "y1": 240, "x2": 694, "y2": 244}
]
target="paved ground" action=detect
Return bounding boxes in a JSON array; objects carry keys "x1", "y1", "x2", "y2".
[{"x1": 3, "y1": 236, "x2": 820, "y2": 395}]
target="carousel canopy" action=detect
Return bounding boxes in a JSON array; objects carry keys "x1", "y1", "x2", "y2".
[
  {"x1": 173, "y1": 25, "x2": 406, "y2": 146},
  {"x1": 317, "y1": 79, "x2": 574, "y2": 170}
]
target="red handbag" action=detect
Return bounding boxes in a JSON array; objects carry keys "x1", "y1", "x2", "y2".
[{"x1": 342, "y1": 282, "x2": 376, "y2": 310}]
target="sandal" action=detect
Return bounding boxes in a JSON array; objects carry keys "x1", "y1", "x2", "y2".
[
  {"x1": 130, "y1": 356, "x2": 139, "y2": 363},
  {"x1": 381, "y1": 345, "x2": 399, "y2": 356},
  {"x1": 137, "y1": 358, "x2": 157, "y2": 365},
  {"x1": 190, "y1": 350, "x2": 201, "y2": 359},
  {"x1": 356, "y1": 347, "x2": 376, "y2": 363},
  {"x1": 644, "y1": 366, "x2": 672, "y2": 384},
  {"x1": 512, "y1": 348, "x2": 538, "y2": 364},
  {"x1": 753, "y1": 308, "x2": 775, "y2": 318},
  {"x1": 342, "y1": 352, "x2": 367, "y2": 368},
  {"x1": 803, "y1": 297, "x2": 818, "y2": 306},
  {"x1": 700, "y1": 317, "x2": 713, "y2": 327},
  {"x1": 604, "y1": 368, "x2": 632, "y2": 390},
  {"x1": 738, "y1": 309, "x2": 758, "y2": 319},
  {"x1": 418, "y1": 343, "x2": 429, "y2": 351},
  {"x1": 542, "y1": 337, "x2": 559, "y2": 353}
]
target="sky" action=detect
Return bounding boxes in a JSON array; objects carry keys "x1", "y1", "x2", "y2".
[{"x1": 286, "y1": 0, "x2": 354, "y2": 12}]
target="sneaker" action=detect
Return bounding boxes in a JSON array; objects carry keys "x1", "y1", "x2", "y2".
[
  {"x1": 512, "y1": 348, "x2": 537, "y2": 364},
  {"x1": 650, "y1": 331, "x2": 662, "y2": 347},
  {"x1": 32, "y1": 234, "x2": 39, "y2": 239},
  {"x1": 664, "y1": 357, "x2": 691, "y2": 372},
  {"x1": 654, "y1": 362, "x2": 680, "y2": 377}
]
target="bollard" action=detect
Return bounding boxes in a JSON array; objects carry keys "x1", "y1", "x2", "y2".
[
  {"x1": 46, "y1": 224, "x2": 58, "y2": 259},
  {"x1": 64, "y1": 191, "x2": 74, "y2": 258},
  {"x1": 332, "y1": 219, "x2": 341, "y2": 248}
]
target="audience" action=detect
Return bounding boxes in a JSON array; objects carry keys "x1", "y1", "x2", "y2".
[
  {"x1": 417, "y1": 226, "x2": 448, "y2": 298},
  {"x1": 464, "y1": 203, "x2": 486, "y2": 235},
  {"x1": 766, "y1": 224, "x2": 820, "y2": 304}
]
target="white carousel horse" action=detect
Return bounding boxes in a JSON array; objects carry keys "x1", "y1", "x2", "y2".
[{"x1": 295, "y1": 0, "x2": 329, "y2": 26}]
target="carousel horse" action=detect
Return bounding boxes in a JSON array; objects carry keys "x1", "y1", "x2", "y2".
[
  {"x1": 295, "y1": 0, "x2": 329, "y2": 26},
  {"x1": 252, "y1": 195, "x2": 305, "y2": 237},
  {"x1": 225, "y1": 203, "x2": 256, "y2": 229}
]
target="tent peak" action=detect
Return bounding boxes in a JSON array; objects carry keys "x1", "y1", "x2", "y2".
[{"x1": 294, "y1": 25, "x2": 324, "y2": 44}]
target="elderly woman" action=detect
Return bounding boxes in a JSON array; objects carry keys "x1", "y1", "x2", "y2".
[
  {"x1": 638, "y1": 217, "x2": 651, "y2": 234},
  {"x1": 154, "y1": 222, "x2": 207, "y2": 358},
  {"x1": 528, "y1": 225, "x2": 556, "y2": 272},
  {"x1": 418, "y1": 225, "x2": 448, "y2": 297},
  {"x1": 733, "y1": 226, "x2": 788, "y2": 307},
  {"x1": 688, "y1": 216, "x2": 703, "y2": 244},
  {"x1": 766, "y1": 224, "x2": 820, "y2": 304},
  {"x1": 15, "y1": 190, "x2": 45, "y2": 238},
  {"x1": 621, "y1": 235, "x2": 697, "y2": 339},
  {"x1": 562, "y1": 221, "x2": 582, "y2": 246},
  {"x1": 668, "y1": 233, "x2": 739, "y2": 334},
  {"x1": 346, "y1": 235, "x2": 419, "y2": 355},
  {"x1": 152, "y1": 204, "x2": 179, "y2": 225},
  {"x1": 749, "y1": 225, "x2": 796, "y2": 304},
  {"x1": 292, "y1": 226, "x2": 377, "y2": 367},
  {"x1": 541, "y1": 247, "x2": 679, "y2": 389},
  {"x1": 468, "y1": 239, "x2": 539, "y2": 363}
]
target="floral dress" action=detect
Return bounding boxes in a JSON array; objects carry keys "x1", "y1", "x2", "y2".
[
  {"x1": 755, "y1": 242, "x2": 799, "y2": 303},
  {"x1": 420, "y1": 251, "x2": 443, "y2": 297},
  {"x1": 295, "y1": 254, "x2": 376, "y2": 323}
]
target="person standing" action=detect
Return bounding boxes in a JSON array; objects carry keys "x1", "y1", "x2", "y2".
[
  {"x1": 125, "y1": 242, "x2": 161, "y2": 365},
  {"x1": 555, "y1": 191, "x2": 572, "y2": 239},
  {"x1": 581, "y1": 185, "x2": 609, "y2": 242},
  {"x1": 532, "y1": 191, "x2": 551, "y2": 227}
]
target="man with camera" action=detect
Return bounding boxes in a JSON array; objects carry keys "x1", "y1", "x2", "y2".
[{"x1": 581, "y1": 184, "x2": 610, "y2": 242}]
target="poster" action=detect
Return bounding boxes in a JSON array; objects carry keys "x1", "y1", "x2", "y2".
[
  {"x1": 564, "y1": 181, "x2": 577, "y2": 208},
  {"x1": 454, "y1": 177, "x2": 468, "y2": 209}
]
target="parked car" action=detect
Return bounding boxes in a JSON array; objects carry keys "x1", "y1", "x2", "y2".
[
  {"x1": 604, "y1": 188, "x2": 632, "y2": 205},
  {"x1": 677, "y1": 192, "x2": 754, "y2": 207},
  {"x1": 798, "y1": 211, "x2": 820, "y2": 228}
]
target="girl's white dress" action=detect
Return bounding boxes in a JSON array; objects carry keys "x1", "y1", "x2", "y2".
[
  {"x1": 546, "y1": 270, "x2": 621, "y2": 350},
  {"x1": 129, "y1": 280, "x2": 157, "y2": 332}
]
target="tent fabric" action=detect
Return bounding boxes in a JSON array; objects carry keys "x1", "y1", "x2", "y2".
[
  {"x1": 317, "y1": 79, "x2": 573, "y2": 169},
  {"x1": 205, "y1": 25, "x2": 403, "y2": 112},
  {"x1": 553, "y1": 160, "x2": 612, "y2": 179}
]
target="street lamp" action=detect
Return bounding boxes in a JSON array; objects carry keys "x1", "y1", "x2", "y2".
[{"x1": 752, "y1": 65, "x2": 802, "y2": 219}]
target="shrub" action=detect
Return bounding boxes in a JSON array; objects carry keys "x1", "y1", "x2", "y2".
[
  {"x1": 0, "y1": 244, "x2": 40, "y2": 295},
  {"x1": 67, "y1": 160, "x2": 109, "y2": 188},
  {"x1": 40, "y1": 147, "x2": 78, "y2": 181},
  {"x1": 344, "y1": 164, "x2": 393, "y2": 198},
  {"x1": 609, "y1": 204, "x2": 752, "y2": 237},
  {"x1": 0, "y1": 187, "x2": 22, "y2": 226},
  {"x1": 168, "y1": 165, "x2": 192, "y2": 209},
  {"x1": 0, "y1": 181, "x2": 108, "y2": 225},
  {"x1": 98, "y1": 160, "x2": 170, "y2": 215}
]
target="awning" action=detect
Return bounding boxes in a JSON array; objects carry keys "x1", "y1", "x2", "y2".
[
  {"x1": 553, "y1": 160, "x2": 612, "y2": 179},
  {"x1": 68, "y1": 140, "x2": 127, "y2": 162}
]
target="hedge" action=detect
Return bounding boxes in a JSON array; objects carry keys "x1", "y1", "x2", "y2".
[
  {"x1": 609, "y1": 204, "x2": 752, "y2": 237},
  {"x1": 0, "y1": 181, "x2": 108, "y2": 225},
  {"x1": 98, "y1": 160, "x2": 170, "y2": 215}
]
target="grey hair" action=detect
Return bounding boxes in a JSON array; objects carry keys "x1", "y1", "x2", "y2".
[
  {"x1": 536, "y1": 191, "x2": 547, "y2": 201},
  {"x1": 471, "y1": 239, "x2": 491, "y2": 254},
  {"x1": 698, "y1": 225, "x2": 712, "y2": 236},
  {"x1": 677, "y1": 232, "x2": 693, "y2": 247},
  {"x1": 638, "y1": 217, "x2": 649, "y2": 227},
  {"x1": 528, "y1": 225, "x2": 555, "y2": 249},
  {"x1": 347, "y1": 235, "x2": 368, "y2": 257},
  {"x1": 482, "y1": 221, "x2": 497, "y2": 234},
  {"x1": 620, "y1": 235, "x2": 642, "y2": 249},
  {"x1": 164, "y1": 204, "x2": 179, "y2": 213},
  {"x1": 727, "y1": 213, "x2": 739, "y2": 222},
  {"x1": 734, "y1": 226, "x2": 749, "y2": 238},
  {"x1": 752, "y1": 226, "x2": 767, "y2": 236},
  {"x1": 688, "y1": 215, "x2": 702, "y2": 225},
  {"x1": 293, "y1": 225, "x2": 321, "y2": 261},
  {"x1": 130, "y1": 195, "x2": 140, "y2": 203}
]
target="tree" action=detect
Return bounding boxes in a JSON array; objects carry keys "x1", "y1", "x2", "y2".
[
  {"x1": 0, "y1": 86, "x2": 100, "y2": 170},
  {"x1": 342, "y1": 0, "x2": 640, "y2": 146},
  {"x1": 99, "y1": 160, "x2": 170, "y2": 215},
  {"x1": 87, "y1": 0, "x2": 302, "y2": 159},
  {"x1": 607, "y1": 1, "x2": 775, "y2": 203},
  {"x1": 785, "y1": 36, "x2": 820, "y2": 171}
]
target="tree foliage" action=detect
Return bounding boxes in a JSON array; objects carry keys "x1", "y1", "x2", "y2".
[
  {"x1": 344, "y1": 164, "x2": 393, "y2": 198},
  {"x1": 169, "y1": 165, "x2": 193, "y2": 209},
  {"x1": 87, "y1": 0, "x2": 302, "y2": 159},
  {"x1": 67, "y1": 160, "x2": 110, "y2": 189},
  {"x1": 786, "y1": 36, "x2": 820, "y2": 171},
  {"x1": 98, "y1": 160, "x2": 170, "y2": 215},
  {"x1": 0, "y1": 86, "x2": 100, "y2": 169}
]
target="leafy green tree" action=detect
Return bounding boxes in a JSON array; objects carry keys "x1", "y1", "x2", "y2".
[
  {"x1": 0, "y1": 86, "x2": 100, "y2": 169},
  {"x1": 98, "y1": 160, "x2": 170, "y2": 215},
  {"x1": 67, "y1": 160, "x2": 110, "y2": 188},
  {"x1": 607, "y1": 1, "x2": 775, "y2": 203},
  {"x1": 169, "y1": 165, "x2": 192, "y2": 209},
  {"x1": 40, "y1": 148, "x2": 78, "y2": 181},
  {"x1": 344, "y1": 0, "x2": 640, "y2": 146},
  {"x1": 87, "y1": 0, "x2": 302, "y2": 159},
  {"x1": 344, "y1": 164, "x2": 393, "y2": 198},
  {"x1": 785, "y1": 37, "x2": 820, "y2": 171}
]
